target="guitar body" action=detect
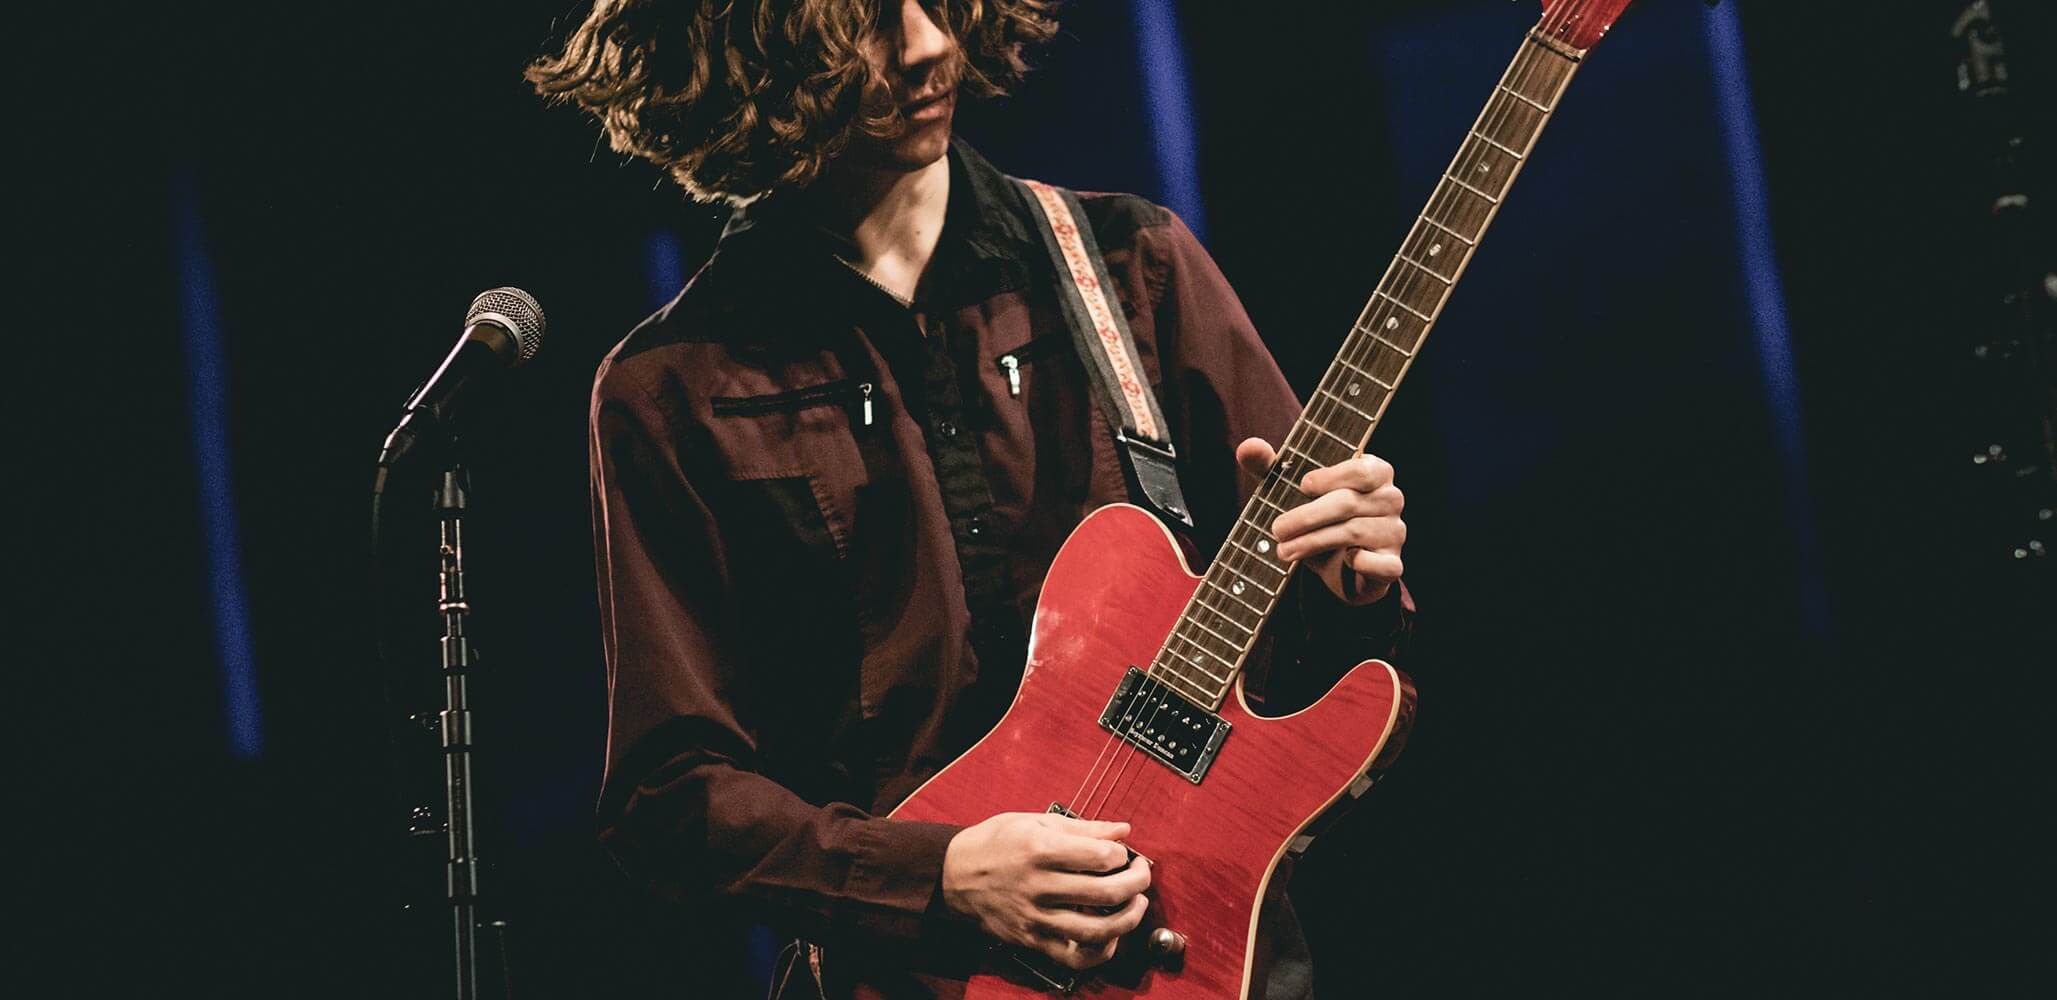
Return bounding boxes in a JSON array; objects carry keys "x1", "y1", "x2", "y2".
[
  {"x1": 886, "y1": 2, "x2": 1643, "y2": 992},
  {"x1": 891, "y1": 504, "x2": 1414, "y2": 998}
]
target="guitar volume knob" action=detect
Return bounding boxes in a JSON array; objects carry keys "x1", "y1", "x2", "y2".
[{"x1": 1148, "y1": 928, "x2": 1187, "y2": 964}]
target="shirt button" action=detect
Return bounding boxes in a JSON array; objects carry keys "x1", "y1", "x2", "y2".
[
  {"x1": 966, "y1": 517, "x2": 985, "y2": 536},
  {"x1": 938, "y1": 420, "x2": 958, "y2": 438}
]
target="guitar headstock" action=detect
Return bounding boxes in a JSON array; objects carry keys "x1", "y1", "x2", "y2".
[{"x1": 1537, "y1": 0, "x2": 1637, "y2": 52}]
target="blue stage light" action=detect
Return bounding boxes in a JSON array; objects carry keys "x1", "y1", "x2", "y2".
[
  {"x1": 1132, "y1": 0, "x2": 1207, "y2": 241},
  {"x1": 1706, "y1": 4, "x2": 1829, "y2": 636},
  {"x1": 176, "y1": 177, "x2": 263, "y2": 759}
]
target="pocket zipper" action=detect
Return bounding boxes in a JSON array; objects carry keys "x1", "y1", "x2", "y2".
[
  {"x1": 712, "y1": 379, "x2": 877, "y2": 427},
  {"x1": 993, "y1": 336, "x2": 1070, "y2": 398}
]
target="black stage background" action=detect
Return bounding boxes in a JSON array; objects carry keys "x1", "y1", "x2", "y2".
[{"x1": 27, "y1": 1, "x2": 2054, "y2": 995}]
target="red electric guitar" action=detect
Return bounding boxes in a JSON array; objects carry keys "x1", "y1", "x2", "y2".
[{"x1": 892, "y1": 2, "x2": 1639, "y2": 994}]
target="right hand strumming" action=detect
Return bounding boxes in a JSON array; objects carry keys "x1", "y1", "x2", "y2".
[{"x1": 940, "y1": 812, "x2": 1152, "y2": 971}]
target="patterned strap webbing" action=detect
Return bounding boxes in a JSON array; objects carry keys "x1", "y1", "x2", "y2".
[{"x1": 1014, "y1": 178, "x2": 1194, "y2": 529}]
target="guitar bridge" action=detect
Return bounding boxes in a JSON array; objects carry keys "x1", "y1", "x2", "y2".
[{"x1": 1098, "y1": 667, "x2": 1231, "y2": 785}]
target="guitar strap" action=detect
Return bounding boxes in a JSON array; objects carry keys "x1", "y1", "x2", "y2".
[{"x1": 1011, "y1": 178, "x2": 1195, "y2": 530}]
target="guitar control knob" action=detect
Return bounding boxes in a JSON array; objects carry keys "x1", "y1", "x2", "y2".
[{"x1": 1148, "y1": 928, "x2": 1187, "y2": 965}]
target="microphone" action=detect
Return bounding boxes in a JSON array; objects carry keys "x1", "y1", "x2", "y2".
[{"x1": 374, "y1": 287, "x2": 546, "y2": 487}]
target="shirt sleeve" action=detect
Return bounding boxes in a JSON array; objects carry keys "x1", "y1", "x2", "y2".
[
  {"x1": 1134, "y1": 211, "x2": 1417, "y2": 711},
  {"x1": 588, "y1": 353, "x2": 962, "y2": 948}
]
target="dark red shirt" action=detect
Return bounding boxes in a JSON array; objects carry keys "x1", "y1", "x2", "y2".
[{"x1": 588, "y1": 142, "x2": 1412, "y2": 985}]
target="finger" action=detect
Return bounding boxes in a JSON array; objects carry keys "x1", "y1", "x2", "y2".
[
  {"x1": 1234, "y1": 437, "x2": 1276, "y2": 483},
  {"x1": 1039, "y1": 815, "x2": 1130, "y2": 842},
  {"x1": 1299, "y1": 454, "x2": 1394, "y2": 497},
  {"x1": 1275, "y1": 517, "x2": 1406, "y2": 563},
  {"x1": 1035, "y1": 832, "x2": 1132, "y2": 874},
  {"x1": 1271, "y1": 485, "x2": 1404, "y2": 542},
  {"x1": 1037, "y1": 891, "x2": 1150, "y2": 946},
  {"x1": 1035, "y1": 858, "x2": 1152, "y2": 908},
  {"x1": 1345, "y1": 546, "x2": 1406, "y2": 585}
]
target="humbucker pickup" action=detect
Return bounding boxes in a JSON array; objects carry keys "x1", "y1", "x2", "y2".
[{"x1": 1098, "y1": 667, "x2": 1231, "y2": 784}]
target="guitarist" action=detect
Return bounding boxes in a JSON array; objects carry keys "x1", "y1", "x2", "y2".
[{"x1": 534, "y1": 1, "x2": 1414, "y2": 995}]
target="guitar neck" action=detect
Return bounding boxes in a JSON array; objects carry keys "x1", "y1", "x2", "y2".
[{"x1": 1148, "y1": 27, "x2": 1590, "y2": 710}]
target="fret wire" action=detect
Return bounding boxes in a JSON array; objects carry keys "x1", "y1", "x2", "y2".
[
  {"x1": 1147, "y1": 663, "x2": 1221, "y2": 705},
  {"x1": 1145, "y1": 36, "x2": 1578, "y2": 708},
  {"x1": 1302, "y1": 419, "x2": 1358, "y2": 450},
  {"x1": 1375, "y1": 291, "x2": 1433, "y2": 324},
  {"x1": 1469, "y1": 129, "x2": 1523, "y2": 161},
  {"x1": 1224, "y1": 536, "x2": 1280, "y2": 570},
  {"x1": 1443, "y1": 172, "x2": 1501, "y2": 205},
  {"x1": 1383, "y1": 257, "x2": 1446, "y2": 318},
  {"x1": 1317, "y1": 386, "x2": 1378, "y2": 421},
  {"x1": 1157, "y1": 638, "x2": 1229, "y2": 684},
  {"x1": 1214, "y1": 560, "x2": 1279, "y2": 598},
  {"x1": 1421, "y1": 215, "x2": 1477, "y2": 247},
  {"x1": 1333, "y1": 351, "x2": 1396, "y2": 403},
  {"x1": 1167, "y1": 631, "x2": 1238, "y2": 673},
  {"x1": 1399, "y1": 233, "x2": 1458, "y2": 316},
  {"x1": 1184, "y1": 613, "x2": 1249, "y2": 648},
  {"x1": 1335, "y1": 336, "x2": 1399, "y2": 392},
  {"x1": 1145, "y1": 661, "x2": 1220, "y2": 705},
  {"x1": 1453, "y1": 134, "x2": 1505, "y2": 197},
  {"x1": 1422, "y1": 194, "x2": 1483, "y2": 246},
  {"x1": 1209, "y1": 539, "x2": 1275, "y2": 584},
  {"x1": 1280, "y1": 442, "x2": 1326, "y2": 466},
  {"x1": 1509, "y1": 46, "x2": 1569, "y2": 115},
  {"x1": 1184, "y1": 594, "x2": 1260, "y2": 658},
  {"x1": 1370, "y1": 332, "x2": 1415, "y2": 357},
  {"x1": 1256, "y1": 484, "x2": 1304, "y2": 521},
  {"x1": 1155, "y1": 642, "x2": 1217, "y2": 682},
  {"x1": 1203, "y1": 577, "x2": 1268, "y2": 616},
  {"x1": 1495, "y1": 83, "x2": 1550, "y2": 113},
  {"x1": 1398, "y1": 251, "x2": 1456, "y2": 285}
]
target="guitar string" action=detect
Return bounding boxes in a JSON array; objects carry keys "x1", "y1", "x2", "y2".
[
  {"x1": 1070, "y1": 28, "x2": 1565, "y2": 824},
  {"x1": 1068, "y1": 19, "x2": 1579, "y2": 827},
  {"x1": 1076, "y1": 3, "x2": 1590, "y2": 827},
  {"x1": 1053, "y1": 5, "x2": 1579, "y2": 827}
]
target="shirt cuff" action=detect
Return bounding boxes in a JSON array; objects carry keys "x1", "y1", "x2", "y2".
[{"x1": 846, "y1": 818, "x2": 963, "y2": 946}]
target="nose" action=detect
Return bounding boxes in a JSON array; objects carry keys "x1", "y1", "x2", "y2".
[{"x1": 891, "y1": 0, "x2": 952, "y2": 71}]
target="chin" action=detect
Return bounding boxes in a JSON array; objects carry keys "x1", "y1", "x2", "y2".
[
  {"x1": 840, "y1": 112, "x2": 955, "y2": 177},
  {"x1": 884, "y1": 125, "x2": 953, "y2": 171}
]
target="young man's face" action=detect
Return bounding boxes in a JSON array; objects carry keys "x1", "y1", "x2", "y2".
[{"x1": 852, "y1": 0, "x2": 961, "y2": 172}]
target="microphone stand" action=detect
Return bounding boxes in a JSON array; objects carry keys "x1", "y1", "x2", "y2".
[
  {"x1": 433, "y1": 463, "x2": 484, "y2": 1000},
  {"x1": 379, "y1": 418, "x2": 507, "y2": 1000}
]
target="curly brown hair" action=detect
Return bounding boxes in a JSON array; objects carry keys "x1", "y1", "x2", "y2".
[{"x1": 529, "y1": 1, "x2": 1058, "y2": 204}]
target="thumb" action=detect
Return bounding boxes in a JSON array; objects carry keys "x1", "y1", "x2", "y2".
[{"x1": 1235, "y1": 437, "x2": 1276, "y2": 484}]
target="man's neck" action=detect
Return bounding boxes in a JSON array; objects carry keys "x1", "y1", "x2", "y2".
[{"x1": 812, "y1": 152, "x2": 951, "y2": 305}]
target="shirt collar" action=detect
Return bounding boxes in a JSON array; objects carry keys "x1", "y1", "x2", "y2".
[{"x1": 710, "y1": 139, "x2": 1039, "y2": 315}]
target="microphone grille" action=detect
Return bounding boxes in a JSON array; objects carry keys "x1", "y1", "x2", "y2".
[{"x1": 465, "y1": 287, "x2": 546, "y2": 364}]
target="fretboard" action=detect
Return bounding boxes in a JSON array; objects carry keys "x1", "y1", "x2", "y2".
[{"x1": 1148, "y1": 30, "x2": 1587, "y2": 711}]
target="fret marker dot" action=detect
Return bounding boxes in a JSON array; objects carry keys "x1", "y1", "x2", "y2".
[
  {"x1": 1257, "y1": 539, "x2": 1271, "y2": 554},
  {"x1": 1429, "y1": 243, "x2": 1443, "y2": 257},
  {"x1": 1231, "y1": 581, "x2": 1246, "y2": 595},
  {"x1": 1347, "y1": 382, "x2": 1361, "y2": 396},
  {"x1": 1385, "y1": 316, "x2": 1400, "y2": 330},
  {"x1": 1477, "y1": 162, "x2": 1490, "y2": 174}
]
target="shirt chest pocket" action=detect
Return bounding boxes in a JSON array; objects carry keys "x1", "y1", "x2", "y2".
[{"x1": 707, "y1": 377, "x2": 881, "y2": 560}]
